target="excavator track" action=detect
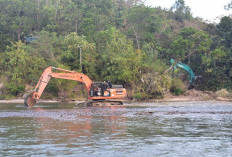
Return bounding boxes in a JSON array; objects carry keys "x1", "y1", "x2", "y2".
[{"x1": 78, "y1": 100, "x2": 123, "y2": 107}]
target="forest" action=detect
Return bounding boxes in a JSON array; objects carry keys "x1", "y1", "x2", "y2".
[{"x1": 0, "y1": 0, "x2": 232, "y2": 100}]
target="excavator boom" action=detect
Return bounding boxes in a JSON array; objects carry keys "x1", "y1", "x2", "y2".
[{"x1": 170, "y1": 59, "x2": 195, "y2": 84}]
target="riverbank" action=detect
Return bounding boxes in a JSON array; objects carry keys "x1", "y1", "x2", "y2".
[
  {"x1": 0, "y1": 99, "x2": 60, "y2": 104},
  {"x1": 0, "y1": 90, "x2": 231, "y2": 104},
  {"x1": 157, "y1": 89, "x2": 232, "y2": 102},
  {"x1": 0, "y1": 89, "x2": 231, "y2": 104}
]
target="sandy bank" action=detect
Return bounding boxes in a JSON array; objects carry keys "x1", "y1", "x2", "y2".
[
  {"x1": 0, "y1": 89, "x2": 231, "y2": 104},
  {"x1": 0, "y1": 96, "x2": 231, "y2": 104},
  {"x1": 0, "y1": 99, "x2": 59, "y2": 104}
]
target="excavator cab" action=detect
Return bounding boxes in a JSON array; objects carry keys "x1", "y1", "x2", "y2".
[
  {"x1": 90, "y1": 82, "x2": 110, "y2": 97},
  {"x1": 87, "y1": 82, "x2": 126, "y2": 106},
  {"x1": 89, "y1": 82, "x2": 125, "y2": 97}
]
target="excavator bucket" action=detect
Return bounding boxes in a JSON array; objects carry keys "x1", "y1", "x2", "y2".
[{"x1": 24, "y1": 91, "x2": 36, "y2": 107}]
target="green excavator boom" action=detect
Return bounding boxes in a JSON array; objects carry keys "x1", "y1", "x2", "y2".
[{"x1": 170, "y1": 59, "x2": 196, "y2": 84}]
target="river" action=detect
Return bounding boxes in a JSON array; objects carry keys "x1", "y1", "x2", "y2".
[{"x1": 0, "y1": 101, "x2": 232, "y2": 156}]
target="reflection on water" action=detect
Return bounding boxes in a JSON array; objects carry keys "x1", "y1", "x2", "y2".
[{"x1": 0, "y1": 101, "x2": 232, "y2": 156}]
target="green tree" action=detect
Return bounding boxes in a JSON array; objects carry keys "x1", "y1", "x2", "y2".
[
  {"x1": 0, "y1": 41, "x2": 46, "y2": 96},
  {"x1": 124, "y1": 6, "x2": 163, "y2": 50},
  {"x1": 171, "y1": 0, "x2": 192, "y2": 22},
  {"x1": 78, "y1": 0, "x2": 115, "y2": 41},
  {"x1": 61, "y1": 32, "x2": 96, "y2": 77},
  {"x1": 170, "y1": 28, "x2": 211, "y2": 62},
  {"x1": 23, "y1": 31, "x2": 65, "y2": 73},
  {"x1": 0, "y1": 0, "x2": 38, "y2": 41},
  {"x1": 225, "y1": 1, "x2": 232, "y2": 9},
  {"x1": 199, "y1": 49, "x2": 231, "y2": 91},
  {"x1": 97, "y1": 28, "x2": 142, "y2": 84},
  {"x1": 217, "y1": 16, "x2": 232, "y2": 49}
]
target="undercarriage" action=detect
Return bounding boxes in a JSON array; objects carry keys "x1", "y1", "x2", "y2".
[{"x1": 77, "y1": 100, "x2": 123, "y2": 107}]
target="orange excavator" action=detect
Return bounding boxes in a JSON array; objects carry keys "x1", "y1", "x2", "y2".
[{"x1": 24, "y1": 66, "x2": 127, "y2": 107}]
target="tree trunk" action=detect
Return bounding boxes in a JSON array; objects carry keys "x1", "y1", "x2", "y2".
[
  {"x1": 18, "y1": 28, "x2": 21, "y2": 41},
  {"x1": 75, "y1": 19, "x2": 78, "y2": 33},
  {"x1": 132, "y1": 26, "x2": 140, "y2": 50}
]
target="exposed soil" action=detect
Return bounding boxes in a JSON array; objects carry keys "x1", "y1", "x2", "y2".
[
  {"x1": 0, "y1": 99, "x2": 60, "y2": 104},
  {"x1": 159, "y1": 89, "x2": 232, "y2": 102}
]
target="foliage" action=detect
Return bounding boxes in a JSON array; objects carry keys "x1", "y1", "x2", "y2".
[
  {"x1": 123, "y1": 5, "x2": 163, "y2": 49},
  {"x1": 170, "y1": 78, "x2": 186, "y2": 95},
  {"x1": 170, "y1": 28, "x2": 212, "y2": 61},
  {"x1": 61, "y1": 32, "x2": 97, "y2": 77},
  {"x1": 135, "y1": 73, "x2": 172, "y2": 99},
  {"x1": 97, "y1": 28, "x2": 143, "y2": 84},
  {"x1": 0, "y1": 41, "x2": 46, "y2": 96},
  {"x1": 5, "y1": 82, "x2": 25, "y2": 96},
  {"x1": 217, "y1": 16, "x2": 232, "y2": 49},
  {"x1": 133, "y1": 92, "x2": 148, "y2": 100},
  {"x1": 225, "y1": 1, "x2": 232, "y2": 10},
  {"x1": 26, "y1": 31, "x2": 62, "y2": 61},
  {"x1": 170, "y1": 0, "x2": 192, "y2": 22}
]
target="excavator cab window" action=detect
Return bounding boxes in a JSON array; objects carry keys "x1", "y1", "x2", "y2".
[{"x1": 90, "y1": 82, "x2": 110, "y2": 97}]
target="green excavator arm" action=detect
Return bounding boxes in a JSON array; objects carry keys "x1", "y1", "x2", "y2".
[{"x1": 170, "y1": 59, "x2": 196, "y2": 85}]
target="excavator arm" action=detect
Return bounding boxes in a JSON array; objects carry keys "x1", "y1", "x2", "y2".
[
  {"x1": 168, "y1": 59, "x2": 202, "y2": 89},
  {"x1": 170, "y1": 59, "x2": 195, "y2": 84},
  {"x1": 175, "y1": 63, "x2": 195, "y2": 84},
  {"x1": 24, "y1": 66, "x2": 93, "y2": 107}
]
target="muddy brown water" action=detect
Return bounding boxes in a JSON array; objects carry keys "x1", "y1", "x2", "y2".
[{"x1": 0, "y1": 101, "x2": 232, "y2": 156}]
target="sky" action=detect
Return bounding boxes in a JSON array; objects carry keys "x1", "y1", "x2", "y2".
[{"x1": 145, "y1": 0, "x2": 232, "y2": 23}]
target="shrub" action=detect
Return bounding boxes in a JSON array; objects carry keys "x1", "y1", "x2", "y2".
[
  {"x1": 215, "y1": 89, "x2": 230, "y2": 98},
  {"x1": 0, "y1": 95, "x2": 6, "y2": 100},
  {"x1": 133, "y1": 92, "x2": 148, "y2": 100},
  {"x1": 135, "y1": 73, "x2": 172, "y2": 99},
  {"x1": 170, "y1": 78, "x2": 186, "y2": 96},
  {"x1": 5, "y1": 83, "x2": 25, "y2": 96}
]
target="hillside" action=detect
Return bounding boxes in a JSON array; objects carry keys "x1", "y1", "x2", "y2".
[{"x1": 0, "y1": 0, "x2": 232, "y2": 101}]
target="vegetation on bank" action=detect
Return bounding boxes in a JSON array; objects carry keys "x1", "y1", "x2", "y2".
[{"x1": 0, "y1": 0, "x2": 232, "y2": 101}]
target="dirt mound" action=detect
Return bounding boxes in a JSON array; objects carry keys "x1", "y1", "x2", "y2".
[
  {"x1": 184, "y1": 89, "x2": 212, "y2": 100},
  {"x1": 215, "y1": 89, "x2": 230, "y2": 97},
  {"x1": 186, "y1": 89, "x2": 205, "y2": 97}
]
